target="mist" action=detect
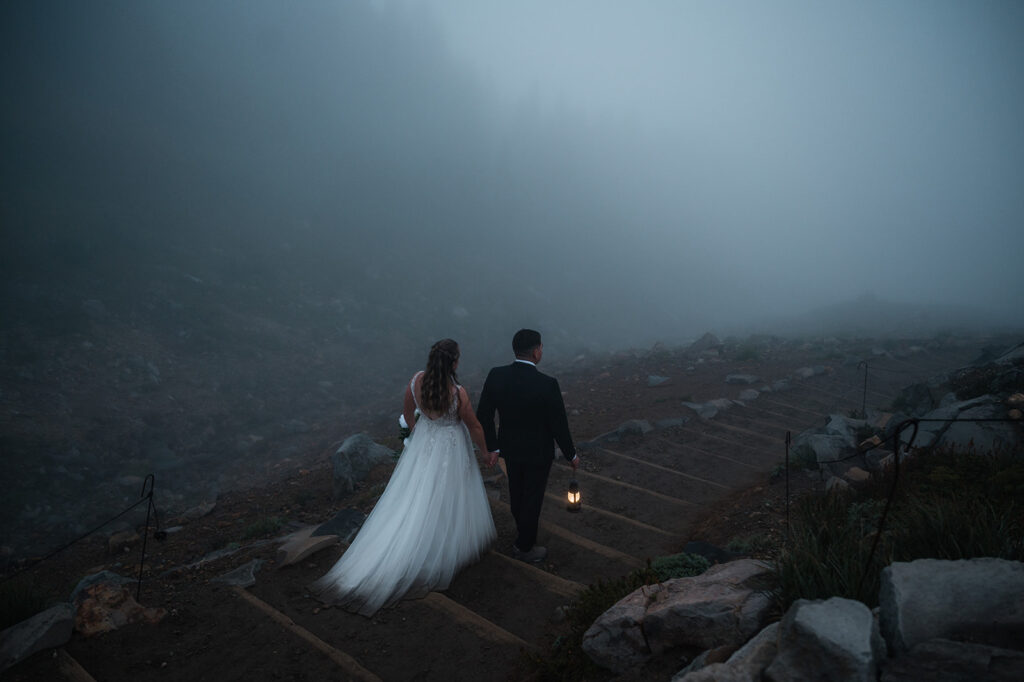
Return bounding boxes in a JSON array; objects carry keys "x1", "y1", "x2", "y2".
[{"x1": 3, "y1": 0, "x2": 1023, "y2": 361}]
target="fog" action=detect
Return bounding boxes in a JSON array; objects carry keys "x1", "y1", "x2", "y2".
[{"x1": 3, "y1": 0, "x2": 1023, "y2": 362}]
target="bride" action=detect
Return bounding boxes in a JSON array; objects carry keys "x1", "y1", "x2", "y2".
[{"x1": 311, "y1": 339, "x2": 498, "y2": 616}]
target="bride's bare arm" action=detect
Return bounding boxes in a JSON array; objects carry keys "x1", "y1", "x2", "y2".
[
  {"x1": 402, "y1": 382, "x2": 417, "y2": 433},
  {"x1": 457, "y1": 387, "x2": 491, "y2": 455}
]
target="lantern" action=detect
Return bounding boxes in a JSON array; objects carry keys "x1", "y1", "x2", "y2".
[{"x1": 567, "y1": 479, "x2": 581, "y2": 512}]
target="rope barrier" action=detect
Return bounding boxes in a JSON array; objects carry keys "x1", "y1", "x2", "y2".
[{"x1": 0, "y1": 473, "x2": 163, "y2": 601}]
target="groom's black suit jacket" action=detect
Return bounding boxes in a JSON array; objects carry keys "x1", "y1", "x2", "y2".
[{"x1": 476, "y1": 361, "x2": 576, "y2": 465}]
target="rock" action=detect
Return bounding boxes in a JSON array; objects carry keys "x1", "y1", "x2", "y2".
[
  {"x1": 73, "y1": 581, "x2": 166, "y2": 637},
  {"x1": 648, "y1": 375, "x2": 670, "y2": 387},
  {"x1": 879, "y1": 558, "x2": 1024, "y2": 656},
  {"x1": 583, "y1": 559, "x2": 775, "y2": 673},
  {"x1": 331, "y1": 434, "x2": 395, "y2": 499},
  {"x1": 212, "y1": 559, "x2": 265, "y2": 587},
  {"x1": 580, "y1": 585, "x2": 653, "y2": 673},
  {"x1": 313, "y1": 508, "x2": 366, "y2": 542},
  {"x1": 589, "y1": 419, "x2": 655, "y2": 443},
  {"x1": 726, "y1": 374, "x2": 760, "y2": 385},
  {"x1": 276, "y1": 527, "x2": 339, "y2": 567},
  {"x1": 765, "y1": 597, "x2": 884, "y2": 682},
  {"x1": 770, "y1": 379, "x2": 792, "y2": 392},
  {"x1": 1008, "y1": 392, "x2": 1024, "y2": 407},
  {"x1": 1010, "y1": 409, "x2": 1023, "y2": 421},
  {"x1": 107, "y1": 530, "x2": 141, "y2": 555},
  {"x1": 737, "y1": 389, "x2": 760, "y2": 401},
  {"x1": 793, "y1": 367, "x2": 816, "y2": 379},
  {"x1": 180, "y1": 500, "x2": 216, "y2": 522},
  {"x1": 936, "y1": 401, "x2": 1019, "y2": 453},
  {"x1": 0, "y1": 603, "x2": 75, "y2": 674},
  {"x1": 688, "y1": 333, "x2": 722, "y2": 355},
  {"x1": 70, "y1": 571, "x2": 133, "y2": 606},
  {"x1": 881, "y1": 638, "x2": 1024, "y2": 681},
  {"x1": 674, "y1": 622, "x2": 779, "y2": 681},
  {"x1": 844, "y1": 467, "x2": 870, "y2": 483}
]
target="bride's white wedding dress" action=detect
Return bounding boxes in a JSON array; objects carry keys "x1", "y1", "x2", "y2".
[{"x1": 311, "y1": 374, "x2": 496, "y2": 616}]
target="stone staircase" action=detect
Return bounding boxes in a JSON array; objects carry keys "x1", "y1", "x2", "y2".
[{"x1": 43, "y1": 343, "x2": 988, "y2": 681}]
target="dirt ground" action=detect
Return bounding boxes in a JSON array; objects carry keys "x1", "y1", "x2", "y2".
[{"x1": 0, "y1": 337, "x2": 992, "y2": 681}]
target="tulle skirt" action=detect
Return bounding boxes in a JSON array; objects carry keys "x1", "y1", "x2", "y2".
[{"x1": 311, "y1": 420, "x2": 496, "y2": 616}]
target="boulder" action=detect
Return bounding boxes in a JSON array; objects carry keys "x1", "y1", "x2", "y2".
[
  {"x1": 673, "y1": 622, "x2": 779, "y2": 681},
  {"x1": 726, "y1": 374, "x2": 760, "y2": 385},
  {"x1": 648, "y1": 375, "x2": 670, "y2": 387},
  {"x1": 73, "y1": 579, "x2": 166, "y2": 637},
  {"x1": 0, "y1": 603, "x2": 74, "y2": 674},
  {"x1": 583, "y1": 559, "x2": 775, "y2": 673},
  {"x1": 331, "y1": 434, "x2": 395, "y2": 499},
  {"x1": 107, "y1": 530, "x2": 140, "y2": 555},
  {"x1": 881, "y1": 638, "x2": 1024, "y2": 681},
  {"x1": 737, "y1": 389, "x2": 760, "y2": 402},
  {"x1": 936, "y1": 401, "x2": 1019, "y2": 453},
  {"x1": 212, "y1": 559, "x2": 265, "y2": 587},
  {"x1": 765, "y1": 597, "x2": 885, "y2": 682},
  {"x1": 879, "y1": 558, "x2": 1024, "y2": 656},
  {"x1": 688, "y1": 333, "x2": 722, "y2": 355}
]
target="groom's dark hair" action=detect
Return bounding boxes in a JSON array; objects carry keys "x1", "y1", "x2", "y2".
[{"x1": 513, "y1": 329, "x2": 542, "y2": 357}]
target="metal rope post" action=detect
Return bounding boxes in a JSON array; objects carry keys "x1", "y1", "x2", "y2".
[
  {"x1": 857, "y1": 360, "x2": 868, "y2": 418},
  {"x1": 137, "y1": 474, "x2": 156, "y2": 601},
  {"x1": 784, "y1": 430, "x2": 791, "y2": 541}
]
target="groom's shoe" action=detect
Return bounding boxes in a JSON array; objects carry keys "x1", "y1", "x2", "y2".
[{"x1": 513, "y1": 544, "x2": 547, "y2": 563}]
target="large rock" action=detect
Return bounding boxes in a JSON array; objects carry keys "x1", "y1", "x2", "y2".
[
  {"x1": 673, "y1": 622, "x2": 779, "y2": 681},
  {"x1": 73, "y1": 578, "x2": 167, "y2": 637},
  {"x1": 726, "y1": 374, "x2": 760, "y2": 385},
  {"x1": 765, "y1": 597, "x2": 884, "y2": 682},
  {"x1": 688, "y1": 332, "x2": 722, "y2": 355},
  {"x1": 0, "y1": 603, "x2": 74, "y2": 673},
  {"x1": 881, "y1": 638, "x2": 1024, "y2": 681},
  {"x1": 331, "y1": 434, "x2": 394, "y2": 499},
  {"x1": 582, "y1": 559, "x2": 775, "y2": 673},
  {"x1": 879, "y1": 558, "x2": 1024, "y2": 656}
]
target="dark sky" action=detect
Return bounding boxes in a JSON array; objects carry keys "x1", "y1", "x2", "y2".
[{"x1": 3, "y1": 0, "x2": 1022, "y2": 349}]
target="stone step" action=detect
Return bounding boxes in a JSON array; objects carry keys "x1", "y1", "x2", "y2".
[
  {"x1": 443, "y1": 551, "x2": 582, "y2": 643},
  {"x1": 581, "y1": 446, "x2": 727, "y2": 506},
  {"x1": 246, "y1": 557, "x2": 532, "y2": 681}
]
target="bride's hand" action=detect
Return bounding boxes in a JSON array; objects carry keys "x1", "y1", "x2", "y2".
[{"x1": 486, "y1": 451, "x2": 500, "y2": 468}]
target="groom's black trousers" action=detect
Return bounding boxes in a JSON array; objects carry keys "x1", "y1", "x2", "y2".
[{"x1": 505, "y1": 456, "x2": 551, "y2": 552}]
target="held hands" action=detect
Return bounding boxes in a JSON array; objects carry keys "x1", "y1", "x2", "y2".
[{"x1": 486, "y1": 451, "x2": 500, "y2": 468}]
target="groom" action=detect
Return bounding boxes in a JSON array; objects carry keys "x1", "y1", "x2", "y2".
[{"x1": 477, "y1": 329, "x2": 579, "y2": 563}]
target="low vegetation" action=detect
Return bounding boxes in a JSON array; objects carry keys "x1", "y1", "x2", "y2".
[{"x1": 775, "y1": 444, "x2": 1024, "y2": 611}]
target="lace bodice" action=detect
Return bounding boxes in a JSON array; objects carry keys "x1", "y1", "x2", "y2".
[{"x1": 411, "y1": 371, "x2": 461, "y2": 426}]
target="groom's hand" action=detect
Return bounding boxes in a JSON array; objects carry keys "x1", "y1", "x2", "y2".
[
  {"x1": 487, "y1": 451, "x2": 500, "y2": 468},
  {"x1": 571, "y1": 454, "x2": 580, "y2": 471}
]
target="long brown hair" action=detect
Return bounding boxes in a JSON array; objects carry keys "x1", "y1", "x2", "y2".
[{"x1": 420, "y1": 339, "x2": 459, "y2": 414}]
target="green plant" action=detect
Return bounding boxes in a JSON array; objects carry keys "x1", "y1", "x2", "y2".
[
  {"x1": 733, "y1": 345, "x2": 760, "y2": 362},
  {"x1": 649, "y1": 552, "x2": 710, "y2": 581},
  {"x1": 726, "y1": 534, "x2": 777, "y2": 557},
  {"x1": 774, "y1": 443, "x2": 1024, "y2": 613}
]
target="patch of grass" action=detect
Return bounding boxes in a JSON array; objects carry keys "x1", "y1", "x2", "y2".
[
  {"x1": 726, "y1": 533, "x2": 777, "y2": 557},
  {"x1": 0, "y1": 575, "x2": 51, "y2": 630},
  {"x1": 649, "y1": 552, "x2": 710, "y2": 582},
  {"x1": 242, "y1": 516, "x2": 285, "y2": 540},
  {"x1": 774, "y1": 444, "x2": 1024, "y2": 612}
]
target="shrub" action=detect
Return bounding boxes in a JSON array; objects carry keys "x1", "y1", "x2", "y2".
[
  {"x1": 774, "y1": 444, "x2": 1024, "y2": 612},
  {"x1": 649, "y1": 552, "x2": 710, "y2": 581}
]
